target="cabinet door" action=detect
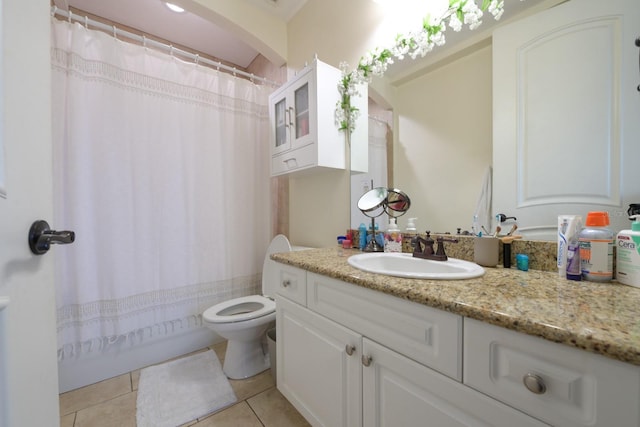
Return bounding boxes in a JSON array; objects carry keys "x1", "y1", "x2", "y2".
[
  {"x1": 290, "y1": 74, "x2": 312, "y2": 148},
  {"x1": 276, "y1": 296, "x2": 362, "y2": 427},
  {"x1": 362, "y1": 338, "x2": 549, "y2": 427},
  {"x1": 272, "y1": 93, "x2": 290, "y2": 154},
  {"x1": 493, "y1": 0, "x2": 640, "y2": 239}
]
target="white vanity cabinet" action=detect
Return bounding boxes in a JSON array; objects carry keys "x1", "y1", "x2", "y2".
[
  {"x1": 275, "y1": 266, "x2": 548, "y2": 427},
  {"x1": 464, "y1": 318, "x2": 640, "y2": 427},
  {"x1": 269, "y1": 58, "x2": 368, "y2": 177}
]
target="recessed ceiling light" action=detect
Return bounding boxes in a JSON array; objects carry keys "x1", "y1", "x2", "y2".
[{"x1": 165, "y1": 2, "x2": 185, "y2": 13}]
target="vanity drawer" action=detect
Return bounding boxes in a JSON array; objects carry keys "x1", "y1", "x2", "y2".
[
  {"x1": 306, "y1": 272, "x2": 462, "y2": 380},
  {"x1": 273, "y1": 264, "x2": 307, "y2": 306},
  {"x1": 464, "y1": 318, "x2": 640, "y2": 427}
]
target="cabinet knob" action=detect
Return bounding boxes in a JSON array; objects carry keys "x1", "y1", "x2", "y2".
[
  {"x1": 361, "y1": 355, "x2": 372, "y2": 367},
  {"x1": 282, "y1": 279, "x2": 291, "y2": 287},
  {"x1": 345, "y1": 345, "x2": 356, "y2": 356},
  {"x1": 523, "y1": 373, "x2": 547, "y2": 394}
]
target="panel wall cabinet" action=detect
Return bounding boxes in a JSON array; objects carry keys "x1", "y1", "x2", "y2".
[
  {"x1": 275, "y1": 266, "x2": 550, "y2": 427},
  {"x1": 269, "y1": 58, "x2": 368, "y2": 177}
]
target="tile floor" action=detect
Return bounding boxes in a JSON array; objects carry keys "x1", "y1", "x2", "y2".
[{"x1": 59, "y1": 341, "x2": 310, "y2": 427}]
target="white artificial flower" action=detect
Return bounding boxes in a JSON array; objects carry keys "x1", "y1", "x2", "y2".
[
  {"x1": 462, "y1": 1, "x2": 483, "y2": 30},
  {"x1": 488, "y1": 0, "x2": 505, "y2": 20},
  {"x1": 448, "y1": 14, "x2": 462, "y2": 32}
]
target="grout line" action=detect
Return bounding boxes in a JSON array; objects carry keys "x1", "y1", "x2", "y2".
[{"x1": 246, "y1": 398, "x2": 266, "y2": 427}]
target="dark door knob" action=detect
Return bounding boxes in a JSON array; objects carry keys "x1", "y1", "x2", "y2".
[{"x1": 28, "y1": 220, "x2": 75, "y2": 255}]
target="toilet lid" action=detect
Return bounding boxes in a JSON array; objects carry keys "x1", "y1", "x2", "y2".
[
  {"x1": 202, "y1": 295, "x2": 275, "y2": 323},
  {"x1": 262, "y1": 234, "x2": 292, "y2": 297}
]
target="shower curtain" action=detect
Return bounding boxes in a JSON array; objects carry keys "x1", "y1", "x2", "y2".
[
  {"x1": 50, "y1": 18, "x2": 272, "y2": 359},
  {"x1": 351, "y1": 117, "x2": 390, "y2": 229}
]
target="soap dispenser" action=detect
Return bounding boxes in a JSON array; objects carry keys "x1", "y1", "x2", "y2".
[
  {"x1": 406, "y1": 218, "x2": 417, "y2": 233},
  {"x1": 384, "y1": 218, "x2": 402, "y2": 253}
]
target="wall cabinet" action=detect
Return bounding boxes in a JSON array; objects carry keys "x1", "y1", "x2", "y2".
[
  {"x1": 275, "y1": 267, "x2": 548, "y2": 427},
  {"x1": 269, "y1": 58, "x2": 367, "y2": 177}
]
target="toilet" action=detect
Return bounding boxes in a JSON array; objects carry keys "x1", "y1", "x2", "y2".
[{"x1": 203, "y1": 234, "x2": 292, "y2": 379}]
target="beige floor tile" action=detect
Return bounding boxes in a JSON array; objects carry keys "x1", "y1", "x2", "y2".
[
  {"x1": 229, "y1": 368, "x2": 275, "y2": 401},
  {"x1": 248, "y1": 387, "x2": 311, "y2": 427},
  {"x1": 73, "y1": 391, "x2": 137, "y2": 427},
  {"x1": 59, "y1": 373, "x2": 131, "y2": 415},
  {"x1": 193, "y1": 402, "x2": 262, "y2": 427},
  {"x1": 59, "y1": 412, "x2": 75, "y2": 427},
  {"x1": 211, "y1": 340, "x2": 227, "y2": 363},
  {"x1": 131, "y1": 368, "x2": 141, "y2": 391}
]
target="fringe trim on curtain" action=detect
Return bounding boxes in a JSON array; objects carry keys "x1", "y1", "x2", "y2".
[
  {"x1": 57, "y1": 274, "x2": 261, "y2": 361},
  {"x1": 57, "y1": 314, "x2": 204, "y2": 361}
]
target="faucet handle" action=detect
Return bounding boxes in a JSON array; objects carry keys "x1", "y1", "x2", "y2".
[{"x1": 435, "y1": 236, "x2": 458, "y2": 259}]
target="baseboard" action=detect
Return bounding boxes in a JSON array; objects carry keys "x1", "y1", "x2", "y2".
[{"x1": 58, "y1": 327, "x2": 222, "y2": 393}]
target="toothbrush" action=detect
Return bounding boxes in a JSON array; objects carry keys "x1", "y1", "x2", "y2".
[
  {"x1": 493, "y1": 226, "x2": 501, "y2": 238},
  {"x1": 507, "y1": 224, "x2": 518, "y2": 236}
]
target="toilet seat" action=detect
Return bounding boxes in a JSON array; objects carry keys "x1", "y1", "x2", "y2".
[{"x1": 203, "y1": 295, "x2": 275, "y2": 324}]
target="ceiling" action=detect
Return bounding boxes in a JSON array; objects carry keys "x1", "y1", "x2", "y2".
[
  {"x1": 53, "y1": 0, "x2": 307, "y2": 69},
  {"x1": 52, "y1": 0, "x2": 546, "y2": 79}
]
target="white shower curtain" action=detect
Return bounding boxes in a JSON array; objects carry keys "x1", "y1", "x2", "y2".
[
  {"x1": 351, "y1": 117, "x2": 390, "y2": 229},
  {"x1": 51, "y1": 18, "x2": 272, "y2": 359}
]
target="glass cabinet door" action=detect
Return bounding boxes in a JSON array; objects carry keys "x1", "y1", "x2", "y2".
[
  {"x1": 294, "y1": 82, "x2": 309, "y2": 140},
  {"x1": 274, "y1": 97, "x2": 288, "y2": 151}
]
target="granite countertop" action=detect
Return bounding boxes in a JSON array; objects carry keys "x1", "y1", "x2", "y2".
[{"x1": 272, "y1": 247, "x2": 640, "y2": 366}]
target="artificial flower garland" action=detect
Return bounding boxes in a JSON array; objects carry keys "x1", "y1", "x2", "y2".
[{"x1": 336, "y1": 0, "x2": 514, "y2": 133}]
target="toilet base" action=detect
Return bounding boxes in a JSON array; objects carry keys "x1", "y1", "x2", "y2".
[{"x1": 223, "y1": 337, "x2": 270, "y2": 379}]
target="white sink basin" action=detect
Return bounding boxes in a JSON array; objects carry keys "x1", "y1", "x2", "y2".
[{"x1": 348, "y1": 253, "x2": 485, "y2": 280}]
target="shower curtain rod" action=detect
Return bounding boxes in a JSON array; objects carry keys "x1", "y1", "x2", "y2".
[{"x1": 51, "y1": 6, "x2": 280, "y2": 87}]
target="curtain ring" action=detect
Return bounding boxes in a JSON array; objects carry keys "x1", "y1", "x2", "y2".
[
  {"x1": 113, "y1": 25, "x2": 117, "y2": 39},
  {"x1": 68, "y1": 10, "x2": 72, "y2": 23},
  {"x1": 84, "y1": 16, "x2": 89, "y2": 29},
  {"x1": 170, "y1": 45, "x2": 174, "y2": 56},
  {"x1": 194, "y1": 54, "x2": 199, "y2": 65},
  {"x1": 142, "y1": 35, "x2": 147, "y2": 48},
  {"x1": 51, "y1": 5, "x2": 57, "y2": 17}
]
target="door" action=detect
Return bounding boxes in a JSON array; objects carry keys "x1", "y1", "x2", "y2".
[
  {"x1": 362, "y1": 338, "x2": 549, "y2": 427},
  {"x1": 276, "y1": 296, "x2": 362, "y2": 427},
  {"x1": 0, "y1": 1, "x2": 61, "y2": 426},
  {"x1": 492, "y1": 0, "x2": 640, "y2": 240}
]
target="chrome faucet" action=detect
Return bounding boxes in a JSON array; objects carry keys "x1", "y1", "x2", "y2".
[{"x1": 412, "y1": 231, "x2": 458, "y2": 261}]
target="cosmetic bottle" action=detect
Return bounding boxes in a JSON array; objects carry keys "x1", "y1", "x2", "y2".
[
  {"x1": 384, "y1": 218, "x2": 402, "y2": 253},
  {"x1": 616, "y1": 215, "x2": 640, "y2": 288},
  {"x1": 579, "y1": 211, "x2": 613, "y2": 282}
]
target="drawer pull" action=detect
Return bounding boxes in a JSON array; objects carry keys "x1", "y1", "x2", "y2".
[
  {"x1": 523, "y1": 373, "x2": 547, "y2": 395},
  {"x1": 345, "y1": 345, "x2": 356, "y2": 356},
  {"x1": 362, "y1": 355, "x2": 372, "y2": 367},
  {"x1": 282, "y1": 279, "x2": 291, "y2": 287}
]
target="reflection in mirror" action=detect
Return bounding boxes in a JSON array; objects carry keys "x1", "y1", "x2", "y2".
[
  {"x1": 357, "y1": 187, "x2": 388, "y2": 214},
  {"x1": 386, "y1": 189, "x2": 411, "y2": 217},
  {"x1": 351, "y1": 110, "x2": 392, "y2": 230},
  {"x1": 356, "y1": 187, "x2": 411, "y2": 252}
]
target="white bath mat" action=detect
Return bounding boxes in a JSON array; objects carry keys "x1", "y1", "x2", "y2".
[{"x1": 136, "y1": 350, "x2": 237, "y2": 427}]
